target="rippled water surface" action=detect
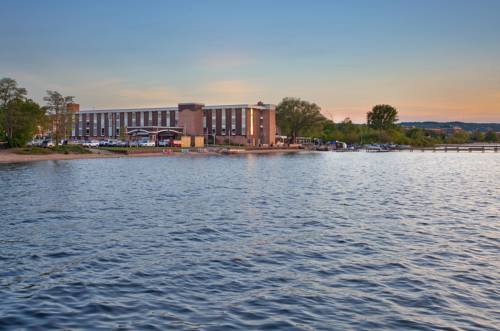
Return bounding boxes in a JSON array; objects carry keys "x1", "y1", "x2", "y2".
[{"x1": 1, "y1": 152, "x2": 499, "y2": 330}]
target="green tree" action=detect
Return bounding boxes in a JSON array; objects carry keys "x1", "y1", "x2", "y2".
[
  {"x1": 276, "y1": 97, "x2": 326, "y2": 143},
  {"x1": 336, "y1": 118, "x2": 360, "y2": 144},
  {"x1": 0, "y1": 78, "x2": 46, "y2": 147},
  {"x1": 44, "y1": 91, "x2": 75, "y2": 146},
  {"x1": 1, "y1": 78, "x2": 28, "y2": 141},
  {"x1": 446, "y1": 130, "x2": 470, "y2": 144},
  {"x1": 404, "y1": 128, "x2": 437, "y2": 146},
  {"x1": 469, "y1": 129, "x2": 484, "y2": 142},
  {"x1": 484, "y1": 130, "x2": 498, "y2": 142},
  {"x1": 0, "y1": 99, "x2": 45, "y2": 147},
  {"x1": 367, "y1": 104, "x2": 399, "y2": 130},
  {"x1": 0, "y1": 78, "x2": 27, "y2": 107},
  {"x1": 320, "y1": 119, "x2": 336, "y2": 140}
]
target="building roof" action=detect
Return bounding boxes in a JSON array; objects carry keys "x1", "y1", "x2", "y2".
[{"x1": 79, "y1": 103, "x2": 275, "y2": 113}]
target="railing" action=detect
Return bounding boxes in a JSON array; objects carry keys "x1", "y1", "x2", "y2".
[{"x1": 397, "y1": 144, "x2": 500, "y2": 152}]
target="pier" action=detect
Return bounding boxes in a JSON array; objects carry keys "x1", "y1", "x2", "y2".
[{"x1": 404, "y1": 144, "x2": 500, "y2": 152}]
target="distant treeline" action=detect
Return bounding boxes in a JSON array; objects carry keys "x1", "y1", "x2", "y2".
[
  {"x1": 276, "y1": 98, "x2": 499, "y2": 147},
  {"x1": 319, "y1": 121, "x2": 499, "y2": 146},
  {"x1": 401, "y1": 122, "x2": 500, "y2": 132}
]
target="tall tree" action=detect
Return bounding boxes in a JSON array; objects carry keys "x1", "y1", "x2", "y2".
[
  {"x1": 0, "y1": 78, "x2": 27, "y2": 107},
  {"x1": 0, "y1": 78, "x2": 44, "y2": 147},
  {"x1": 44, "y1": 91, "x2": 74, "y2": 146},
  {"x1": 0, "y1": 99, "x2": 45, "y2": 147},
  {"x1": 276, "y1": 97, "x2": 326, "y2": 143},
  {"x1": 367, "y1": 104, "x2": 399, "y2": 130}
]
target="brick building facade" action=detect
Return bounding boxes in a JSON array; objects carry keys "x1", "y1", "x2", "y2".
[{"x1": 69, "y1": 102, "x2": 276, "y2": 146}]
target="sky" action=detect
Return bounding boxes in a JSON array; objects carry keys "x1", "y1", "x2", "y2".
[{"x1": 1, "y1": 0, "x2": 499, "y2": 123}]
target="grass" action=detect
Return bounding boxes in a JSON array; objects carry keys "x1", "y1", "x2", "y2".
[
  {"x1": 15, "y1": 145, "x2": 91, "y2": 155},
  {"x1": 100, "y1": 146, "x2": 183, "y2": 154},
  {"x1": 15, "y1": 147, "x2": 54, "y2": 155},
  {"x1": 52, "y1": 145, "x2": 92, "y2": 154}
]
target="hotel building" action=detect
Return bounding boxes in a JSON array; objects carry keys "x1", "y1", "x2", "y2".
[{"x1": 69, "y1": 102, "x2": 276, "y2": 146}]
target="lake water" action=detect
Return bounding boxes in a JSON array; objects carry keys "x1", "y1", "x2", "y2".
[{"x1": 0, "y1": 152, "x2": 499, "y2": 330}]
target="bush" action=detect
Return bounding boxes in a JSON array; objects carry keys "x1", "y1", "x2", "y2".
[
  {"x1": 51, "y1": 145, "x2": 91, "y2": 154},
  {"x1": 15, "y1": 147, "x2": 53, "y2": 155},
  {"x1": 14, "y1": 145, "x2": 91, "y2": 155}
]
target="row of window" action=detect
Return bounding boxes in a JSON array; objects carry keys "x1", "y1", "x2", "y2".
[
  {"x1": 72, "y1": 111, "x2": 180, "y2": 137},
  {"x1": 203, "y1": 109, "x2": 247, "y2": 135},
  {"x1": 71, "y1": 109, "x2": 254, "y2": 137}
]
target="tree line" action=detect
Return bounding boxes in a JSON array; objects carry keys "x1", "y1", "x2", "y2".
[
  {"x1": 0, "y1": 78, "x2": 74, "y2": 147},
  {"x1": 276, "y1": 98, "x2": 499, "y2": 146},
  {"x1": 1, "y1": 78, "x2": 498, "y2": 148}
]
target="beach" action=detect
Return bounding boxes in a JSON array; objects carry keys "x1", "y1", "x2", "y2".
[{"x1": 0, "y1": 148, "x2": 307, "y2": 164}]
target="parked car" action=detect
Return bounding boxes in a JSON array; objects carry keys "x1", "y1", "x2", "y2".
[
  {"x1": 106, "y1": 139, "x2": 117, "y2": 147},
  {"x1": 138, "y1": 140, "x2": 155, "y2": 147},
  {"x1": 82, "y1": 140, "x2": 99, "y2": 148},
  {"x1": 27, "y1": 139, "x2": 44, "y2": 147},
  {"x1": 99, "y1": 140, "x2": 111, "y2": 147},
  {"x1": 41, "y1": 140, "x2": 54, "y2": 148},
  {"x1": 115, "y1": 140, "x2": 129, "y2": 147},
  {"x1": 158, "y1": 139, "x2": 170, "y2": 147}
]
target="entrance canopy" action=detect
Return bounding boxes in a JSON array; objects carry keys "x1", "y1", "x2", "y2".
[{"x1": 127, "y1": 126, "x2": 184, "y2": 136}]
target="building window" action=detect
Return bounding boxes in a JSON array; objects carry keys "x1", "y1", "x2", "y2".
[
  {"x1": 212, "y1": 111, "x2": 216, "y2": 133},
  {"x1": 86, "y1": 129, "x2": 90, "y2": 136},
  {"x1": 101, "y1": 114, "x2": 105, "y2": 136},
  {"x1": 242, "y1": 109, "x2": 246, "y2": 135},
  {"x1": 175, "y1": 111, "x2": 179, "y2": 126},
  {"x1": 221, "y1": 108, "x2": 226, "y2": 134},
  {"x1": 71, "y1": 114, "x2": 76, "y2": 137},
  {"x1": 249, "y1": 108, "x2": 253, "y2": 135},
  {"x1": 231, "y1": 109, "x2": 236, "y2": 134},
  {"x1": 108, "y1": 113, "x2": 113, "y2": 136},
  {"x1": 116, "y1": 113, "x2": 120, "y2": 132}
]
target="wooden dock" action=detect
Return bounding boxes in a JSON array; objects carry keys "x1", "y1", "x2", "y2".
[{"x1": 403, "y1": 144, "x2": 500, "y2": 152}]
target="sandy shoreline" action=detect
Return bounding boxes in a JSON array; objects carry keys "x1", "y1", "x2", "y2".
[{"x1": 0, "y1": 148, "x2": 308, "y2": 164}]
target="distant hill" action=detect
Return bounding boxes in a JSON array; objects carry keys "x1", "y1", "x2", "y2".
[{"x1": 400, "y1": 121, "x2": 500, "y2": 132}]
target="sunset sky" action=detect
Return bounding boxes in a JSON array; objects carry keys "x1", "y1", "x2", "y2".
[{"x1": 1, "y1": 0, "x2": 499, "y2": 122}]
